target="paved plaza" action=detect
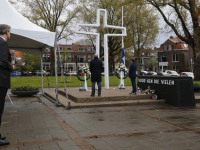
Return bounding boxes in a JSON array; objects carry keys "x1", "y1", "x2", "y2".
[{"x1": 0, "y1": 90, "x2": 200, "y2": 150}]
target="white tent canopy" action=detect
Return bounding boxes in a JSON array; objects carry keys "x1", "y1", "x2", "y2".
[
  {"x1": 0, "y1": 0, "x2": 56, "y2": 57},
  {"x1": 0, "y1": 0, "x2": 60, "y2": 104}
]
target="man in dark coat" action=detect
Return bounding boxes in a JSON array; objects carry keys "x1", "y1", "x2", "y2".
[
  {"x1": 0, "y1": 24, "x2": 14, "y2": 146},
  {"x1": 90, "y1": 54, "x2": 103, "y2": 96},
  {"x1": 129, "y1": 57, "x2": 137, "y2": 95}
]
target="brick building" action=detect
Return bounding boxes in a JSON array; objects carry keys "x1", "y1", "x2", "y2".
[
  {"x1": 10, "y1": 50, "x2": 22, "y2": 65},
  {"x1": 158, "y1": 36, "x2": 193, "y2": 73},
  {"x1": 55, "y1": 43, "x2": 96, "y2": 72},
  {"x1": 134, "y1": 49, "x2": 158, "y2": 72}
]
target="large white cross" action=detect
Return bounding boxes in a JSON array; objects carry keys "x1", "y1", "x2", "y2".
[{"x1": 76, "y1": 9, "x2": 127, "y2": 89}]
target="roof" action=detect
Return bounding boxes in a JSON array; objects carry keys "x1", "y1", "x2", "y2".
[
  {"x1": 158, "y1": 36, "x2": 189, "y2": 51},
  {"x1": 0, "y1": 0, "x2": 56, "y2": 56},
  {"x1": 169, "y1": 37, "x2": 186, "y2": 44}
]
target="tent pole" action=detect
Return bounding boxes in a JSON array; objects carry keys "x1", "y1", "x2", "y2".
[
  {"x1": 54, "y1": 33, "x2": 60, "y2": 106},
  {"x1": 41, "y1": 50, "x2": 44, "y2": 95}
]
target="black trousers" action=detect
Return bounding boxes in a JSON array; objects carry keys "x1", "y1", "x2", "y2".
[
  {"x1": 0, "y1": 87, "x2": 8, "y2": 128},
  {"x1": 130, "y1": 77, "x2": 136, "y2": 93},
  {"x1": 92, "y1": 82, "x2": 101, "y2": 95}
]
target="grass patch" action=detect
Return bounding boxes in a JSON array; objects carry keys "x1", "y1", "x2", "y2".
[
  {"x1": 11, "y1": 76, "x2": 134, "y2": 89},
  {"x1": 11, "y1": 76, "x2": 200, "y2": 89},
  {"x1": 193, "y1": 80, "x2": 200, "y2": 84}
]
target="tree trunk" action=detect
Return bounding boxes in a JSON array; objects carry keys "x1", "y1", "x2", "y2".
[
  {"x1": 192, "y1": 44, "x2": 200, "y2": 80},
  {"x1": 109, "y1": 55, "x2": 113, "y2": 75},
  {"x1": 191, "y1": 28, "x2": 200, "y2": 80},
  {"x1": 137, "y1": 51, "x2": 141, "y2": 75}
]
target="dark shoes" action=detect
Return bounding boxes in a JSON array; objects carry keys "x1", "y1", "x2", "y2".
[
  {"x1": 0, "y1": 137, "x2": 6, "y2": 140},
  {"x1": 129, "y1": 92, "x2": 136, "y2": 95},
  {"x1": 98, "y1": 94, "x2": 101, "y2": 97},
  {"x1": 0, "y1": 139, "x2": 9, "y2": 146},
  {"x1": 0, "y1": 135, "x2": 6, "y2": 140}
]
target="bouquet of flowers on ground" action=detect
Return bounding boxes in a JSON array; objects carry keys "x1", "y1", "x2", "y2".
[
  {"x1": 143, "y1": 86, "x2": 158, "y2": 100},
  {"x1": 79, "y1": 64, "x2": 91, "y2": 76},
  {"x1": 136, "y1": 86, "x2": 142, "y2": 93},
  {"x1": 115, "y1": 62, "x2": 128, "y2": 74}
]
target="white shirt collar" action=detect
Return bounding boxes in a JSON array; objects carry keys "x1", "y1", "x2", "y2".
[{"x1": 0, "y1": 36, "x2": 6, "y2": 41}]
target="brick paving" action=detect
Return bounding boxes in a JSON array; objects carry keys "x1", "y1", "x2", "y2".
[{"x1": 0, "y1": 91, "x2": 200, "y2": 150}]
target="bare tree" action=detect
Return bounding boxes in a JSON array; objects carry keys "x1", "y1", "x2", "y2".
[{"x1": 130, "y1": 0, "x2": 200, "y2": 79}]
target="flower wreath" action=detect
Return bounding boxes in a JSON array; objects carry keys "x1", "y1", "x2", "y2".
[
  {"x1": 77, "y1": 64, "x2": 91, "y2": 81},
  {"x1": 115, "y1": 63, "x2": 129, "y2": 79}
]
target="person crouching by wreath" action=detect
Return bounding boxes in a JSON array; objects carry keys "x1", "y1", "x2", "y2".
[
  {"x1": 89, "y1": 54, "x2": 103, "y2": 97},
  {"x1": 129, "y1": 57, "x2": 137, "y2": 95}
]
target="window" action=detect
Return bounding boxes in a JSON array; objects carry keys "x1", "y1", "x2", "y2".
[
  {"x1": 83, "y1": 55, "x2": 86, "y2": 62},
  {"x1": 164, "y1": 45, "x2": 174, "y2": 51},
  {"x1": 160, "y1": 55, "x2": 167, "y2": 62},
  {"x1": 77, "y1": 55, "x2": 84, "y2": 62},
  {"x1": 171, "y1": 44, "x2": 175, "y2": 50},
  {"x1": 173, "y1": 66, "x2": 179, "y2": 72},
  {"x1": 140, "y1": 58, "x2": 144, "y2": 65},
  {"x1": 78, "y1": 47, "x2": 84, "y2": 51},
  {"x1": 164, "y1": 45, "x2": 168, "y2": 51},
  {"x1": 172, "y1": 54, "x2": 178, "y2": 62},
  {"x1": 92, "y1": 47, "x2": 95, "y2": 51},
  {"x1": 71, "y1": 55, "x2": 74, "y2": 61},
  {"x1": 141, "y1": 66, "x2": 144, "y2": 71},
  {"x1": 67, "y1": 47, "x2": 72, "y2": 51},
  {"x1": 88, "y1": 55, "x2": 91, "y2": 61},
  {"x1": 59, "y1": 46, "x2": 63, "y2": 51},
  {"x1": 87, "y1": 47, "x2": 91, "y2": 51}
]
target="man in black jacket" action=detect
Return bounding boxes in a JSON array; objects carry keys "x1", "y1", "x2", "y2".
[
  {"x1": 129, "y1": 57, "x2": 137, "y2": 95},
  {"x1": 89, "y1": 54, "x2": 103, "y2": 97},
  {"x1": 0, "y1": 24, "x2": 14, "y2": 146}
]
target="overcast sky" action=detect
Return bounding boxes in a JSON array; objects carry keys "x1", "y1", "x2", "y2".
[{"x1": 11, "y1": 0, "x2": 178, "y2": 48}]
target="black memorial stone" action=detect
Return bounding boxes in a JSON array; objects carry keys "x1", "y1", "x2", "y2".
[{"x1": 137, "y1": 76, "x2": 195, "y2": 107}]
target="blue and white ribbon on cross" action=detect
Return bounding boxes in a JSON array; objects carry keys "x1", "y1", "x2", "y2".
[{"x1": 122, "y1": 38, "x2": 125, "y2": 65}]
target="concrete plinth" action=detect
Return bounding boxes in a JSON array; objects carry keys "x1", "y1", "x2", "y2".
[{"x1": 44, "y1": 86, "x2": 165, "y2": 108}]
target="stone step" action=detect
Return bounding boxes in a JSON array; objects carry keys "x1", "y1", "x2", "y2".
[
  {"x1": 58, "y1": 88, "x2": 151, "y2": 103},
  {"x1": 44, "y1": 91, "x2": 165, "y2": 108}
]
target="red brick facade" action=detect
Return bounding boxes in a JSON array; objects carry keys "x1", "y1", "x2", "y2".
[
  {"x1": 56, "y1": 43, "x2": 95, "y2": 71},
  {"x1": 158, "y1": 36, "x2": 193, "y2": 73}
]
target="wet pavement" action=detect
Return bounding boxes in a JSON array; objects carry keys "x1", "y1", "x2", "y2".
[{"x1": 1, "y1": 92, "x2": 200, "y2": 150}]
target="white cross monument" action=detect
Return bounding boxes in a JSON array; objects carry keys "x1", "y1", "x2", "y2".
[{"x1": 76, "y1": 9, "x2": 127, "y2": 89}]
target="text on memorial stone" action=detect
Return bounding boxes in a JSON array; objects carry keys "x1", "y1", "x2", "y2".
[{"x1": 138, "y1": 78, "x2": 175, "y2": 85}]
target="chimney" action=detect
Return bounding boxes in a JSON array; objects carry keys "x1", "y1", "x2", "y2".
[{"x1": 170, "y1": 36, "x2": 174, "y2": 39}]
